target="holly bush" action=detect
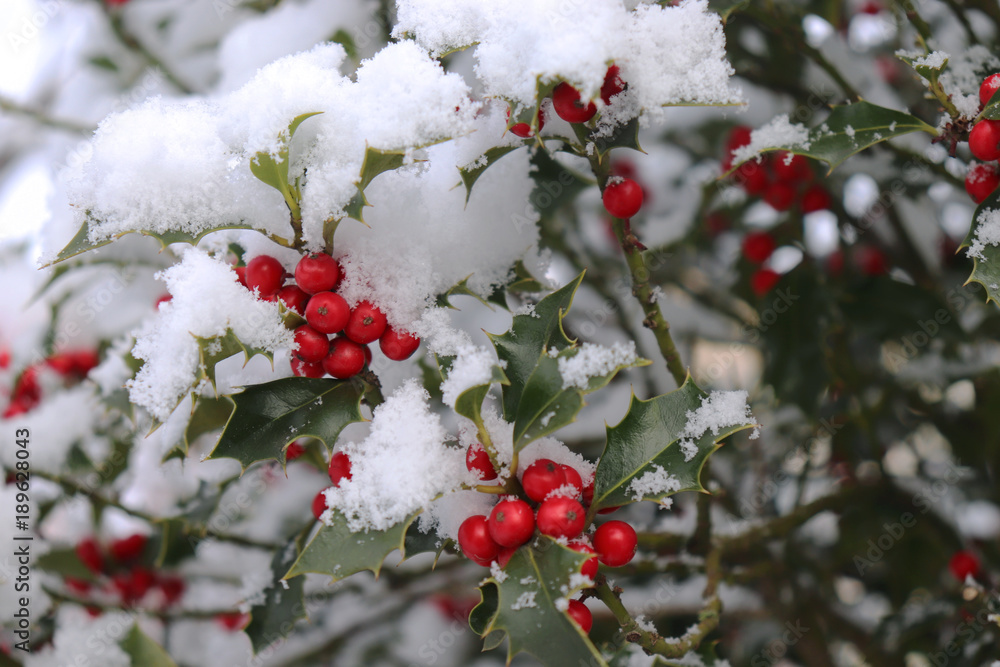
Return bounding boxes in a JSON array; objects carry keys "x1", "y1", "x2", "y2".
[{"x1": 2, "y1": 0, "x2": 1000, "y2": 666}]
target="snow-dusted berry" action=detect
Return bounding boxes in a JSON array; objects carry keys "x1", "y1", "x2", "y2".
[
  {"x1": 980, "y1": 73, "x2": 1000, "y2": 107},
  {"x1": 602, "y1": 177, "x2": 643, "y2": 219},
  {"x1": 245, "y1": 255, "x2": 286, "y2": 297},
  {"x1": 552, "y1": 82, "x2": 596, "y2": 123},
  {"x1": 291, "y1": 357, "x2": 325, "y2": 378},
  {"x1": 311, "y1": 489, "x2": 330, "y2": 521},
  {"x1": 566, "y1": 599, "x2": 593, "y2": 633},
  {"x1": 379, "y1": 326, "x2": 420, "y2": 360},
  {"x1": 344, "y1": 301, "x2": 388, "y2": 344},
  {"x1": 521, "y1": 459, "x2": 566, "y2": 503},
  {"x1": 568, "y1": 539, "x2": 599, "y2": 580},
  {"x1": 277, "y1": 285, "x2": 310, "y2": 316},
  {"x1": 965, "y1": 163, "x2": 1000, "y2": 204},
  {"x1": 600, "y1": 64, "x2": 625, "y2": 105},
  {"x1": 466, "y1": 443, "x2": 497, "y2": 481}
]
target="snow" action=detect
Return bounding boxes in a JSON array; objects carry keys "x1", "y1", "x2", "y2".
[
  {"x1": 510, "y1": 590, "x2": 537, "y2": 610},
  {"x1": 731, "y1": 114, "x2": 811, "y2": 165},
  {"x1": 126, "y1": 249, "x2": 293, "y2": 422},
  {"x1": 908, "y1": 50, "x2": 949, "y2": 69},
  {"x1": 965, "y1": 208, "x2": 1000, "y2": 262},
  {"x1": 937, "y1": 45, "x2": 1000, "y2": 120},
  {"x1": 323, "y1": 380, "x2": 476, "y2": 532},
  {"x1": 681, "y1": 390, "x2": 757, "y2": 442},
  {"x1": 559, "y1": 341, "x2": 638, "y2": 390},
  {"x1": 628, "y1": 464, "x2": 682, "y2": 502},
  {"x1": 395, "y1": 0, "x2": 742, "y2": 119}
]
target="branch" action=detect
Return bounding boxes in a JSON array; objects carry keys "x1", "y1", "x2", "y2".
[
  {"x1": 103, "y1": 9, "x2": 196, "y2": 95},
  {"x1": 0, "y1": 95, "x2": 95, "y2": 134}
]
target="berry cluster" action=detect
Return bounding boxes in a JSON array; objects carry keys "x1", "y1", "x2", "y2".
[
  {"x1": 311, "y1": 450, "x2": 353, "y2": 520},
  {"x1": 723, "y1": 127, "x2": 832, "y2": 215},
  {"x1": 2, "y1": 348, "x2": 99, "y2": 418},
  {"x1": 234, "y1": 253, "x2": 420, "y2": 380},
  {"x1": 966, "y1": 73, "x2": 1000, "y2": 203},
  {"x1": 458, "y1": 452, "x2": 638, "y2": 634},
  {"x1": 72, "y1": 535, "x2": 184, "y2": 613}
]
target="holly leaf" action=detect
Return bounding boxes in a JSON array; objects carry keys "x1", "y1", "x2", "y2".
[
  {"x1": 153, "y1": 518, "x2": 199, "y2": 568},
  {"x1": 250, "y1": 112, "x2": 323, "y2": 198},
  {"x1": 118, "y1": 624, "x2": 177, "y2": 667},
  {"x1": 459, "y1": 145, "x2": 522, "y2": 203},
  {"x1": 961, "y1": 187, "x2": 1000, "y2": 305},
  {"x1": 591, "y1": 378, "x2": 755, "y2": 512},
  {"x1": 245, "y1": 534, "x2": 307, "y2": 654},
  {"x1": 283, "y1": 510, "x2": 420, "y2": 581},
  {"x1": 726, "y1": 101, "x2": 936, "y2": 174},
  {"x1": 528, "y1": 147, "x2": 592, "y2": 219},
  {"x1": 208, "y1": 378, "x2": 367, "y2": 471},
  {"x1": 707, "y1": 0, "x2": 750, "y2": 22},
  {"x1": 196, "y1": 330, "x2": 273, "y2": 393},
  {"x1": 488, "y1": 273, "x2": 585, "y2": 421},
  {"x1": 586, "y1": 116, "x2": 643, "y2": 161},
  {"x1": 34, "y1": 547, "x2": 98, "y2": 582},
  {"x1": 436, "y1": 354, "x2": 509, "y2": 433},
  {"x1": 435, "y1": 275, "x2": 495, "y2": 310},
  {"x1": 471, "y1": 538, "x2": 605, "y2": 666},
  {"x1": 173, "y1": 395, "x2": 234, "y2": 461},
  {"x1": 344, "y1": 146, "x2": 410, "y2": 224},
  {"x1": 895, "y1": 52, "x2": 948, "y2": 87}
]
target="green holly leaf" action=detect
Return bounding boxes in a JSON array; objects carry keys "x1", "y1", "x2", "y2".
[
  {"x1": 591, "y1": 378, "x2": 755, "y2": 512},
  {"x1": 245, "y1": 534, "x2": 307, "y2": 654},
  {"x1": 342, "y1": 145, "x2": 410, "y2": 225},
  {"x1": 895, "y1": 52, "x2": 948, "y2": 87},
  {"x1": 284, "y1": 510, "x2": 419, "y2": 581},
  {"x1": 435, "y1": 275, "x2": 495, "y2": 310},
  {"x1": 961, "y1": 187, "x2": 1000, "y2": 305},
  {"x1": 707, "y1": 0, "x2": 750, "y2": 22},
  {"x1": 528, "y1": 147, "x2": 592, "y2": 218},
  {"x1": 488, "y1": 273, "x2": 584, "y2": 421},
  {"x1": 153, "y1": 518, "x2": 199, "y2": 568},
  {"x1": 436, "y1": 354, "x2": 509, "y2": 432},
  {"x1": 981, "y1": 89, "x2": 1000, "y2": 120},
  {"x1": 459, "y1": 145, "x2": 522, "y2": 203},
  {"x1": 250, "y1": 112, "x2": 323, "y2": 199},
  {"x1": 118, "y1": 624, "x2": 177, "y2": 667},
  {"x1": 471, "y1": 538, "x2": 605, "y2": 666},
  {"x1": 585, "y1": 116, "x2": 643, "y2": 161},
  {"x1": 208, "y1": 378, "x2": 367, "y2": 471},
  {"x1": 726, "y1": 101, "x2": 936, "y2": 174},
  {"x1": 34, "y1": 547, "x2": 98, "y2": 582},
  {"x1": 196, "y1": 330, "x2": 273, "y2": 393},
  {"x1": 172, "y1": 395, "x2": 234, "y2": 461}
]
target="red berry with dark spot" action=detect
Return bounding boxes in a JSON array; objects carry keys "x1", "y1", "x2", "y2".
[
  {"x1": 965, "y1": 163, "x2": 1000, "y2": 204},
  {"x1": 245, "y1": 255, "x2": 286, "y2": 298},
  {"x1": 552, "y1": 82, "x2": 597, "y2": 123},
  {"x1": 277, "y1": 285, "x2": 310, "y2": 316},
  {"x1": 328, "y1": 451, "x2": 352, "y2": 486},
  {"x1": 568, "y1": 539, "x2": 599, "y2": 580},
  {"x1": 763, "y1": 181, "x2": 796, "y2": 211},
  {"x1": 312, "y1": 489, "x2": 330, "y2": 520},
  {"x1": 772, "y1": 151, "x2": 810, "y2": 182},
  {"x1": 750, "y1": 269, "x2": 781, "y2": 297},
  {"x1": 109, "y1": 534, "x2": 147, "y2": 563},
  {"x1": 291, "y1": 357, "x2": 324, "y2": 378},
  {"x1": 488, "y1": 498, "x2": 536, "y2": 548},
  {"x1": 980, "y1": 73, "x2": 1000, "y2": 107},
  {"x1": 949, "y1": 550, "x2": 980, "y2": 581},
  {"x1": 344, "y1": 301, "x2": 388, "y2": 344},
  {"x1": 536, "y1": 496, "x2": 586, "y2": 539},
  {"x1": 466, "y1": 443, "x2": 497, "y2": 481},
  {"x1": 600, "y1": 64, "x2": 625, "y2": 105},
  {"x1": 969, "y1": 119, "x2": 1000, "y2": 162},
  {"x1": 323, "y1": 337, "x2": 366, "y2": 379},
  {"x1": 305, "y1": 292, "x2": 350, "y2": 334},
  {"x1": 603, "y1": 177, "x2": 644, "y2": 219},
  {"x1": 742, "y1": 231, "x2": 776, "y2": 264},
  {"x1": 379, "y1": 326, "x2": 421, "y2": 361},
  {"x1": 294, "y1": 253, "x2": 341, "y2": 295},
  {"x1": 76, "y1": 538, "x2": 104, "y2": 574},
  {"x1": 567, "y1": 599, "x2": 593, "y2": 633},
  {"x1": 801, "y1": 184, "x2": 833, "y2": 213},
  {"x1": 593, "y1": 520, "x2": 637, "y2": 567},
  {"x1": 521, "y1": 459, "x2": 567, "y2": 503},
  {"x1": 458, "y1": 515, "x2": 501, "y2": 566},
  {"x1": 294, "y1": 325, "x2": 329, "y2": 363}
]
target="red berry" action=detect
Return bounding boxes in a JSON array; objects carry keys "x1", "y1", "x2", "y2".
[
  {"x1": 750, "y1": 268, "x2": 781, "y2": 297},
  {"x1": 157, "y1": 576, "x2": 185, "y2": 606},
  {"x1": 362, "y1": 344, "x2": 372, "y2": 367},
  {"x1": 277, "y1": 285, "x2": 310, "y2": 316},
  {"x1": 305, "y1": 292, "x2": 350, "y2": 334},
  {"x1": 970, "y1": 119, "x2": 1000, "y2": 162},
  {"x1": 216, "y1": 612, "x2": 249, "y2": 632},
  {"x1": 559, "y1": 465, "x2": 583, "y2": 497},
  {"x1": 312, "y1": 489, "x2": 330, "y2": 520},
  {"x1": 568, "y1": 540, "x2": 598, "y2": 580},
  {"x1": 856, "y1": 245, "x2": 888, "y2": 276},
  {"x1": 109, "y1": 534, "x2": 147, "y2": 563},
  {"x1": 155, "y1": 294, "x2": 172, "y2": 308},
  {"x1": 726, "y1": 125, "x2": 753, "y2": 153},
  {"x1": 965, "y1": 163, "x2": 1000, "y2": 204},
  {"x1": 294, "y1": 253, "x2": 341, "y2": 294},
  {"x1": 457, "y1": 515, "x2": 501, "y2": 566},
  {"x1": 772, "y1": 151, "x2": 810, "y2": 182},
  {"x1": 488, "y1": 499, "x2": 536, "y2": 548},
  {"x1": 566, "y1": 600, "x2": 593, "y2": 633},
  {"x1": 65, "y1": 577, "x2": 92, "y2": 595},
  {"x1": 75, "y1": 538, "x2": 104, "y2": 574},
  {"x1": 603, "y1": 177, "x2": 644, "y2": 219},
  {"x1": 379, "y1": 326, "x2": 420, "y2": 361},
  {"x1": 496, "y1": 546, "x2": 517, "y2": 569},
  {"x1": 344, "y1": 301, "x2": 388, "y2": 344},
  {"x1": 521, "y1": 459, "x2": 567, "y2": 503},
  {"x1": 466, "y1": 443, "x2": 497, "y2": 481},
  {"x1": 508, "y1": 106, "x2": 545, "y2": 138},
  {"x1": 801, "y1": 184, "x2": 833, "y2": 213},
  {"x1": 826, "y1": 250, "x2": 845, "y2": 276},
  {"x1": 328, "y1": 451, "x2": 352, "y2": 486},
  {"x1": 742, "y1": 231, "x2": 776, "y2": 264},
  {"x1": 552, "y1": 82, "x2": 597, "y2": 124},
  {"x1": 593, "y1": 520, "x2": 637, "y2": 567},
  {"x1": 294, "y1": 325, "x2": 329, "y2": 363},
  {"x1": 600, "y1": 64, "x2": 625, "y2": 105},
  {"x1": 763, "y1": 181, "x2": 796, "y2": 211},
  {"x1": 536, "y1": 497, "x2": 586, "y2": 539},
  {"x1": 285, "y1": 440, "x2": 305, "y2": 461},
  {"x1": 735, "y1": 160, "x2": 769, "y2": 194},
  {"x1": 949, "y1": 550, "x2": 981, "y2": 581},
  {"x1": 245, "y1": 255, "x2": 286, "y2": 298},
  {"x1": 322, "y1": 337, "x2": 366, "y2": 379},
  {"x1": 129, "y1": 567, "x2": 155, "y2": 600},
  {"x1": 0, "y1": 347, "x2": 9, "y2": 369},
  {"x1": 980, "y1": 73, "x2": 1000, "y2": 107},
  {"x1": 291, "y1": 357, "x2": 324, "y2": 378},
  {"x1": 704, "y1": 212, "x2": 729, "y2": 236}
]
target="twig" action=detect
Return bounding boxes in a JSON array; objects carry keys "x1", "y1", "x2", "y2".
[{"x1": 0, "y1": 95, "x2": 95, "y2": 134}]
